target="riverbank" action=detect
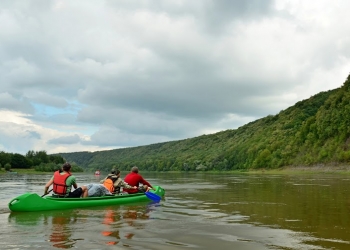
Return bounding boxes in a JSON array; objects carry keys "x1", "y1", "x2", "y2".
[
  {"x1": 0, "y1": 168, "x2": 47, "y2": 175},
  {"x1": 244, "y1": 164, "x2": 350, "y2": 175},
  {"x1": 2, "y1": 165, "x2": 350, "y2": 175}
]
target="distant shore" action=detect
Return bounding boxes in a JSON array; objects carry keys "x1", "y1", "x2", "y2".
[
  {"x1": 245, "y1": 164, "x2": 350, "y2": 175},
  {"x1": 2, "y1": 165, "x2": 350, "y2": 175}
]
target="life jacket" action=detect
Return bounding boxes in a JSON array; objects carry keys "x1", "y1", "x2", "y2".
[
  {"x1": 53, "y1": 171, "x2": 71, "y2": 196},
  {"x1": 103, "y1": 179, "x2": 115, "y2": 193},
  {"x1": 103, "y1": 176, "x2": 119, "y2": 193}
]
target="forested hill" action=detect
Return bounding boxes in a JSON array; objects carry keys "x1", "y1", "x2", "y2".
[{"x1": 58, "y1": 75, "x2": 350, "y2": 172}]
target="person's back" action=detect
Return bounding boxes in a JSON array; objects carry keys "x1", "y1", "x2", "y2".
[
  {"x1": 44, "y1": 162, "x2": 84, "y2": 198},
  {"x1": 52, "y1": 169, "x2": 71, "y2": 196},
  {"x1": 101, "y1": 169, "x2": 137, "y2": 194},
  {"x1": 103, "y1": 178, "x2": 116, "y2": 193},
  {"x1": 124, "y1": 166, "x2": 152, "y2": 194},
  {"x1": 101, "y1": 170, "x2": 120, "y2": 193}
]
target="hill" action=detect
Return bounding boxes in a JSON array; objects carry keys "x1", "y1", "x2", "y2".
[{"x1": 58, "y1": 75, "x2": 350, "y2": 172}]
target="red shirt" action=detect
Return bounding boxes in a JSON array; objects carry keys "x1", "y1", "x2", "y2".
[{"x1": 124, "y1": 172, "x2": 152, "y2": 194}]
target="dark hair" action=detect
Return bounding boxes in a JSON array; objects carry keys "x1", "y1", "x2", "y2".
[
  {"x1": 62, "y1": 162, "x2": 71, "y2": 172},
  {"x1": 111, "y1": 169, "x2": 120, "y2": 175},
  {"x1": 131, "y1": 166, "x2": 138, "y2": 173}
]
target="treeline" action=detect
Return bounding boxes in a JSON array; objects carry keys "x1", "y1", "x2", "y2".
[
  {"x1": 58, "y1": 75, "x2": 350, "y2": 172},
  {"x1": 0, "y1": 150, "x2": 84, "y2": 172}
]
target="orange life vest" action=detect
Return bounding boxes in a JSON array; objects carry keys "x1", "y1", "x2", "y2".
[
  {"x1": 53, "y1": 171, "x2": 71, "y2": 196},
  {"x1": 103, "y1": 178, "x2": 115, "y2": 193}
]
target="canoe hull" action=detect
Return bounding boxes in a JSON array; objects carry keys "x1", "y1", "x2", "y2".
[{"x1": 8, "y1": 186, "x2": 165, "y2": 212}]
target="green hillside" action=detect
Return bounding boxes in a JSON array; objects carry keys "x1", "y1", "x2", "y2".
[{"x1": 59, "y1": 75, "x2": 350, "y2": 172}]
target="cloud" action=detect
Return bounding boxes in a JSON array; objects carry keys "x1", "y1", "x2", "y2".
[
  {"x1": 0, "y1": 0, "x2": 349, "y2": 154},
  {"x1": 26, "y1": 130, "x2": 41, "y2": 140},
  {"x1": 48, "y1": 134, "x2": 81, "y2": 145},
  {"x1": 0, "y1": 92, "x2": 34, "y2": 113}
]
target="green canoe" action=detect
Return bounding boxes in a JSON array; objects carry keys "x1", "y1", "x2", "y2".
[{"x1": 8, "y1": 186, "x2": 165, "y2": 212}]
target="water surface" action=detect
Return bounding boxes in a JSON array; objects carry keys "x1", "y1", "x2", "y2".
[{"x1": 1, "y1": 172, "x2": 350, "y2": 249}]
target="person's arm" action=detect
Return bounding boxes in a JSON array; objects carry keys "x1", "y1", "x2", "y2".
[
  {"x1": 122, "y1": 180, "x2": 137, "y2": 190},
  {"x1": 139, "y1": 175, "x2": 153, "y2": 188},
  {"x1": 69, "y1": 176, "x2": 78, "y2": 189},
  {"x1": 44, "y1": 178, "x2": 53, "y2": 194},
  {"x1": 114, "y1": 178, "x2": 122, "y2": 188}
]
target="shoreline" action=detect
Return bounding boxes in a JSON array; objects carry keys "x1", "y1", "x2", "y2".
[
  {"x1": 2, "y1": 165, "x2": 350, "y2": 175},
  {"x1": 243, "y1": 165, "x2": 350, "y2": 175}
]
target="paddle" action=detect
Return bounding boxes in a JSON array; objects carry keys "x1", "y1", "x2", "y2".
[
  {"x1": 138, "y1": 187, "x2": 161, "y2": 202},
  {"x1": 41, "y1": 189, "x2": 52, "y2": 197},
  {"x1": 144, "y1": 191, "x2": 161, "y2": 202}
]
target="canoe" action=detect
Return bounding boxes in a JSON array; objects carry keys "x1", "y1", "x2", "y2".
[{"x1": 8, "y1": 185, "x2": 165, "y2": 212}]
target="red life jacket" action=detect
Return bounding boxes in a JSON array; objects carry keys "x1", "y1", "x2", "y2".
[{"x1": 53, "y1": 171, "x2": 71, "y2": 195}]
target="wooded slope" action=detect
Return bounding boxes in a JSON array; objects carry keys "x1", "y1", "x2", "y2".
[{"x1": 59, "y1": 75, "x2": 350, "y2": 172}]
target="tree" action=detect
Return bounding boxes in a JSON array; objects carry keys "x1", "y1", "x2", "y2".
[
  {"x1": 11, "y1": 153, "x2": 30, "y2": 169},
  {"x1": 0, "y1": 151, "x2": 11, "y2": 167}
]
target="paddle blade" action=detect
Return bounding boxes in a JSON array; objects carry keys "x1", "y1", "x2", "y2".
[{"x1": 145, "y1": 191, "x2": 161, "y2": 202}]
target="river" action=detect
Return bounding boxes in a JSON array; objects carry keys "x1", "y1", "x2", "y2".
[{"x1": 0, "y1": 172, "x2": 349, "y2": 249}]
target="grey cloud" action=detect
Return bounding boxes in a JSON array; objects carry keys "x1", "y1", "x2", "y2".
[
  {"x1": 83, "y1": 126, "x2": 171, "y2": 147},
  {"x1": 0, "y1": 126, "x2": 38, "y2": 154},
  {"x1": 200, "y1": 0, "x2": 275, "y2": 32},
  {"x1": 29, "y1": 113, "x2": 77, "y2": 125},
  {"x1": 0, "y1": 92, "x2": 34, "y2": 113},
  {"x1": 24, "y1": 92, "x2": 69, "y2": 108},
  {"x1": 107, "y1": 0, "x2": 275, "y2": 23},
  {"x1": 77, "y1": 105, "x2": 203, "y2": 139},
  {"x1": 25, "y1": 130, "x2": 41, "y2": 139},
  {"x1": 48, "y1": 134, "x2": 81, "y2": 145},
  {"x1": 0, "y1": 0, "x2": 348, "y2": 154},
  {"x1": 77, "y1": 70, "x2": 289, "y2": 121}
]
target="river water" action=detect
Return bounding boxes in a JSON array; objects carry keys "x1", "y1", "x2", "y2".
[{"x1": 0, "y1": 172, "x2": 350, "y2": 249}]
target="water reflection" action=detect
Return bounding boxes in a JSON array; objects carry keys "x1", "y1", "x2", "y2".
[
  {"x1": 101, "y1": 209, "x2": 119, "y2": 243},
  {"x1": 9, "y1": 210, "x2": 80, "y2": 249},
  {"x1": 49, "y1": 212, "x2": 78, "y2": 248},
  {"x1": 8, "y1": 204, "x2": 158, "y2": 249},
  {"x1": 3, "y1": 173, "x2": 350, "y2": 249},
  {"x1": 100, "y1": 205, "x2": 155, "y2": 246}
]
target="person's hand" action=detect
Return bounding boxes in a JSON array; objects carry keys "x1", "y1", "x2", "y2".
[{"x1": 133, "y1": 186, "x2": 138, "y2": 189}]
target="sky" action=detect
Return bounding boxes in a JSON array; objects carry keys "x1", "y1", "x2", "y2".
[{"x1": 1, "y1": 0, "x2": 350, "y2": 155}]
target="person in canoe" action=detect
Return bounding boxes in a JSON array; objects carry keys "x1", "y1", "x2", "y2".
[
  {"x1": 44, "y1": 162, "x2": 86, "y2": 198},
  {"x1": 100, "y1": 169, "x2": 137, "y2": 194},
  {"x1": 123, "y1": 166, "x2": 154, "y2": 194},
  {"x1": 81, "y1": 183, "x2": 112, "y2": 197}
]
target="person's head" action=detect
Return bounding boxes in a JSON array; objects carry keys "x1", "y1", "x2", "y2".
[
  {"x1": 111, "y1": 169, "x2": 120, "y2": 176},
  {"x1": 131, "y1": 166, "x2": 138, "y2": 173},
  {"x1": 62, "y1": 162, "x2": 71, "y2": 172}
]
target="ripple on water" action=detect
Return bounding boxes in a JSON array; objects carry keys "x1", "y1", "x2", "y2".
[{"x1": 1, "y1": 173, "x2": 350, "y2": 249}]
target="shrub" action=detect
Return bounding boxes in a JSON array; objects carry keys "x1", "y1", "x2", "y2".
[{"x1": 4, "y1": 163, "x2": 11, "y2": 171}]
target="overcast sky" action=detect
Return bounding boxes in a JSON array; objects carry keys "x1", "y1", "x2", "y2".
[{"x1": 1, "y1": 0, "x2": 349, "y2": 155}]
